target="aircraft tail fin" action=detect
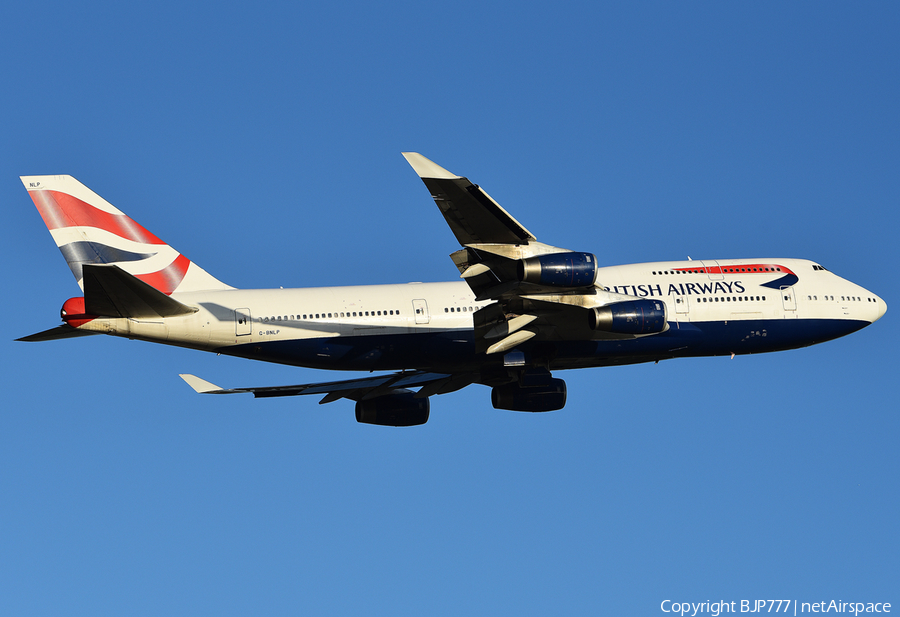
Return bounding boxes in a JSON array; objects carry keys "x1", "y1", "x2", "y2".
[{"x1": 20, "y1": 175, "x2": 233, "y2": 294}]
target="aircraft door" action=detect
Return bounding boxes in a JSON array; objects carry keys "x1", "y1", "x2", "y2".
[
  {"x1": 780, "y1": 286, "x2": 797, "y2": 317},
  {"x1": 701, "y1": 260, "x2": 724, "y2": 280},
  {"x1": 235, "y1": 308, "x2": 252, "y2": 336},
  {"x1": 412, "y1": 299, "x2": 430, "y2": 325},
  {"x1": 674, "y1": 295, "x2": 690, "y2": 316}
]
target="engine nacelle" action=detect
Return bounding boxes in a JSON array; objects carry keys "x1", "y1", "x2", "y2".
[
  {"x1": 589, "y1": 299, "x2": 667, "y2": 335},
  {"x1": 355, "y1": 391, "x2": 430, "y2": 427},
  {"x1": 517, "y1": 252, "x2": 598, "y2": 288},
  {"x1": 491, "y1": 379, "x2": 567, "y2": 412}
]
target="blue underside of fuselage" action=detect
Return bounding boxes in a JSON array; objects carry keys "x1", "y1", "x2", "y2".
[{"x1": 214, "y1": 318, "x2": 869, "y2": 374}]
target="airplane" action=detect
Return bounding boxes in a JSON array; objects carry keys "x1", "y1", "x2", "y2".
[{"x1": 19, "y1": 153, "x2": 887, "y2": 426}]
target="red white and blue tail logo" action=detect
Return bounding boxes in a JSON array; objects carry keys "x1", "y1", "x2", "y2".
[{"x1": 21, "y1": 175, "x2": 231, "y2": 294}]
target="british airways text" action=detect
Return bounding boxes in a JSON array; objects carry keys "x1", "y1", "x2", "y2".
[{"x1": 605, "y1": 281, "x2": 747, "y2": 297}]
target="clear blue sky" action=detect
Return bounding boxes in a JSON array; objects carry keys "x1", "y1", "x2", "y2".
[{"x1": 2, "y1": 2, "x2": 897, "y2": 615}]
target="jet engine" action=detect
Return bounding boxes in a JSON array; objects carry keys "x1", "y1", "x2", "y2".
[
  {"x1": 589, "y1": 299, "x2": 667, "y2": 335},
  {"x1": 491, "y1": 379, "x2": 567, "y2": 412},
  {"x1": 355, "y1": 391, "x2": 430, "y2": 427},
  {"x1": 517, "y1": 252, "x2": 598, "y2": 287}
]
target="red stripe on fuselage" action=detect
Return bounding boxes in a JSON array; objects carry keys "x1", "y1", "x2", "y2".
[{"x1": 674, "y1": 264, "x2": 796, "y2": 276}]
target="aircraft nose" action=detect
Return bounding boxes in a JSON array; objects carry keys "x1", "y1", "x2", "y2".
[
  {"x1": 865, "y1": 290, "x2": 887, "y2": 323},
  {"x1": 874, "y1": 295, "x2": 887, "y2": 322}
]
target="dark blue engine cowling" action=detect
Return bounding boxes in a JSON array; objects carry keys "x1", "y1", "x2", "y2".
[
  {"x1": 517, "y1": 252, "x2": 598, "y2": 287},
  {"x1": 355, "y1": 391, "x2": 430, "y2": 426},
  {"x1": 491, "y1": 379, "x2": 567, "y2": 412},
  {"x1": 589, "y1": 299, "x2": 667, "y2": 334}
]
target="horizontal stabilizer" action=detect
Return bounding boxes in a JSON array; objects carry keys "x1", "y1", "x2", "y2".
[
  {"x1": 16, "y1": 324, "x2": 102, "y2": 342},
  {"x1": 83, "y1": 264, "x2": 198, "y2": 319}
]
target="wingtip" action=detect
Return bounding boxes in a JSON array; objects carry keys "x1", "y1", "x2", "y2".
[
  {"x1": 401, "y1": 152, "x2": 459, "y2": 179},
  {"x1": 179, "y1": 373, "x2": 225, "y2": 394}
]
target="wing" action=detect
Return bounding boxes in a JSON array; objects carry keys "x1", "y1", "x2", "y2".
[
  {"x1": 401, "y1": 152, "x2": 536, "y2": 245},
  {"x1": 180, "y1": 370, "x2": 475, "y2": 404},
  {"x1": 403, "y1": 153, "x2": 669, "y2": 355}
]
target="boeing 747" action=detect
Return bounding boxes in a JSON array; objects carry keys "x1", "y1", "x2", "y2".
[{"x1": 18, "y1": 153, "x2": 887, "y2": 425}]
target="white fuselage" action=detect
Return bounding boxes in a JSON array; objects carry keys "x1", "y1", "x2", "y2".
[{"x1": 72, "y1": 258, "x2": 885, "y2": 374}]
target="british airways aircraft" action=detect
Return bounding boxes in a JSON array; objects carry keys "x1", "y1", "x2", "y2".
[{"x1": 19, "y1": 153, "x2": 886, "y2": 426}]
